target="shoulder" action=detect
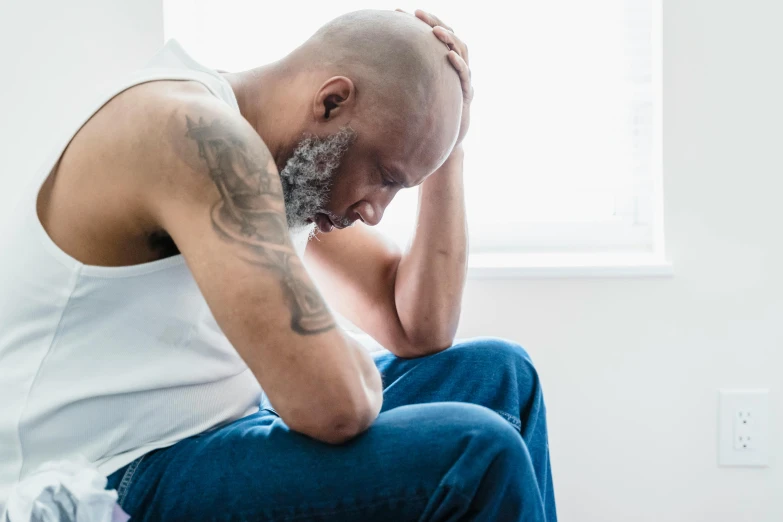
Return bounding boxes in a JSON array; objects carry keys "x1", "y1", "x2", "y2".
[
  {"x1": 128, "y1": 83, "x2": 288, "y2": 246},
  {"x1": 95, "y1": 80, "x2": 262, "y2": 169},
  {"x1": 36, "y1": 80, "x2": 260, "y2": 265},
  {"x1": 59, "y1": 79, "x2": 258, "y2": 186},
  {"x1": 127, "y1": 80, "x2": 262, "y2": 169},
  {"x1": 151, "y1": 81, "x2": 272, "y2": 180},
  {"x1": 120, "y1": 81, "x2": 278, "y2": 217},
  {"x1": 50, "y1": 79, "x2": 276, "y2": 245}
]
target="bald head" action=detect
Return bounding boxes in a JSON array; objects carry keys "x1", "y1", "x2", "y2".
[
  {"x1": 240, "y1": 9, "x2": 464, "y2": 230},
  {"x1": 293, "y1": 9, "x2": 462, "y2": 132}
]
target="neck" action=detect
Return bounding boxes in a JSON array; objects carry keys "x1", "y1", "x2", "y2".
[{"x1": 222, "y1": 64, "x2": 300, "y2": 171}]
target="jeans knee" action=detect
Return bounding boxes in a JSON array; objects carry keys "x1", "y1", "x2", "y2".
[
  {"x1": 393, "y1": 403, "x2": 534, "y2": 511},
  {"x1": 453, "y1": 337, "x2": 538, "y2": 381},
  {"x1": 434, "y1": 403, "x2": 532, "y2": 485},
  {"x1": 434, "y1": 402, "x2": 525, "y2": 451}
]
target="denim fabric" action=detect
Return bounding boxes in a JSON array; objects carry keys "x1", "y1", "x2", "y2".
[{"x1": 105, "y1": 337, "x2": 556, "y2": 521}]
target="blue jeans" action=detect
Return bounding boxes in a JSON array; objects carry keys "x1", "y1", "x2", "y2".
[{"x1": 106, "y1": 337, "x2": 556, "y2": 521}]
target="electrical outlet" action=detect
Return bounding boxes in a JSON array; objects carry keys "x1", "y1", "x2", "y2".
[
  {"x1": 719, "y1": 389, "x2": 770, "y2": 467},
  {"x1": 734, "y1": 410, "x2": 754, "y2": 450}
]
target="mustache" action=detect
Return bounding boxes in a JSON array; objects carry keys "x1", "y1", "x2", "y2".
[
  {"x1": 278, "y1": 126, "x2": 357, "y2": 229},
  {"x1": 319, "y1": 210, "x2": 354, "y2": 228}
]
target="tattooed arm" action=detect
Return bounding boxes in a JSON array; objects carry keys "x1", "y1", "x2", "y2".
[{"x1": 146, "y1": 94, "x2": 382, "y2": 444}]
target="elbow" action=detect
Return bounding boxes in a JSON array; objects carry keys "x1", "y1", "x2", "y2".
[
  {"x1": 395, "y1": 313, "x2": 460, "y2": 358},
  {"x1": 424, "y1": 321, "x2": 460, "y2": 351},
  {"x1": 309, "y1": 402, "x2": 378, "y2": 445},
  {"x1": 285, "y1": 391, "x2": 380, "y2": 445},
  {"x1": 393, "y1": 327, "x2": 457, "y2": 359},
  {"x1": 315, "y1": 414, "x2": 370, "y2": 445},
  {"x1": 394, "y1": 296, "x2": 462, "y2": 358}
]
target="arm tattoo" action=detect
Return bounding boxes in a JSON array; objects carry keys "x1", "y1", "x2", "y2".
[{"x1": 185, "y1": 115, "x2": 335, "y2": 335}]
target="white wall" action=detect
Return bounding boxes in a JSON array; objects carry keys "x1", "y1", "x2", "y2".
[
  {"x1": 0, "y1": 0, "x2": 163, "y2": 221},
  {"x1": 455, "y1": 1, "x2": 782, "y2": 521},
  {"x1": 1, "y1": 0, "x2": 780, "y2": 520}
]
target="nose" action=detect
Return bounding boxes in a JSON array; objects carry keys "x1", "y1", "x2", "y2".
[{"x1": 351, "y1": 200, "x2": 384, "y2": 226}]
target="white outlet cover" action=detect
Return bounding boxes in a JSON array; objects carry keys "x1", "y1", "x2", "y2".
[{"x1": 718, "y1": 389, "x2": 770, "y2": 467}]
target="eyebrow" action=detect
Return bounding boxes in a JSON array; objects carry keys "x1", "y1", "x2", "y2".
[{"x1": 385, "y1": 165, "x2": 412, "y2": 189}]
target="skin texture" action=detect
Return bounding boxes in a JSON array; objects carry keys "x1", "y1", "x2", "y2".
[
  {"x1": 35, "y1": 9, "x2": 473, "y2": 442},
  {"x1": 226, "y1": 10, "x2": 464, "y2": 229},
  {"x1": 183, "y1": 114, "x2": 333, "y2": 334},
  {"x1": 225, "y1": 9, "x2": 472, "y2": 356}
]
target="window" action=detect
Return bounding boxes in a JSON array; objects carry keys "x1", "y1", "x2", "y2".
[{"x1": 164, "y1": 0, "x2": 664, "y2": 267}]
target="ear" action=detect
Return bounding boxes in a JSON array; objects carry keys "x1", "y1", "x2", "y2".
[{"x1": 312, "y1": 76, "x2": 355, "y2": 122}]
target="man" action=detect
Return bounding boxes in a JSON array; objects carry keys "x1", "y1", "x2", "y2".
[{"x1": 0, "y1": 8, "x2": 556, "y2": 521}]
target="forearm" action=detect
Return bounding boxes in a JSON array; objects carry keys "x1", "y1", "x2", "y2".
[
  {"x1": 347, "y1": 333, "x2": 384, "y2": 422},
  {"x1": 285, "y1": 332, "x2": 383, "y2": 444},
  {"x1": 394, "y1": 146, "x2": 468, "y2": 355}
]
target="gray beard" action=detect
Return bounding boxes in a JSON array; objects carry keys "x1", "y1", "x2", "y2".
[{"x1": 278, "y1": 126, "x2": 357, "y2": 229}]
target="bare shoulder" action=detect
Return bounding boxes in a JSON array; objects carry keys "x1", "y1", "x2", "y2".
[
  {"x1": 38, "y1": 80, "x2": 271, "y2": 266},
  {"x1": 138, "y1": 83, "x2": 287, "y2": 242},
  {"x1": 103, "y1": 80, "x2": 267, "y2": 193},
  {"x1": 147, "y1": 82, "x2": 277, "y2": 206}
]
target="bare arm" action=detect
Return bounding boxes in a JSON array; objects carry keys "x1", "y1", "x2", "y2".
[
  {"x1": 305, "y1": 148, "x2": 467, "y2": 358},
  {"x1": 394, "y1": 145, "x2": 468, "y2": 353},
  {"x1": 147, "y1": 95, "x2": 382, "y2": 443},
  {"x1": 305, "y1": 10, "x2": 473, "y2": 358}
]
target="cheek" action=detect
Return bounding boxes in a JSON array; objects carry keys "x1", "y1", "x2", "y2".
[{"x1": 326, "y1": 162, "x2": 375, "y2": 211}]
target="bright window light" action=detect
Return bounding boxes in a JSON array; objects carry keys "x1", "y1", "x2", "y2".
[{"x1": 164, "y1": 0, "x2": 661, "y2": 256}]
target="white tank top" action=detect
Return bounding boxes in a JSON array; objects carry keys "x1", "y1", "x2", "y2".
[{"x1": 0, "y1": 40, "x2": 313, "y2": 509}]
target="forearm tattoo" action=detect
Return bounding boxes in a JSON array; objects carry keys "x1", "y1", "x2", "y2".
[{"x1": 185, "y1": 115, "x2": 335, "y2": 335}]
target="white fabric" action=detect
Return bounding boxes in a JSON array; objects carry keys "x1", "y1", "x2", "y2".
[
  {"x1": 0, "y1": 40, "x2": 312, "y2": 512},
  {"x1": 2, "y1": 457, "x2": 129, "y2": 522}
]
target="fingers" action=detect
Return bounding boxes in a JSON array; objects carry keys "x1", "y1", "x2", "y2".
[
  {"x1": 447, "y1": 50, "x2": 473, "y2": 101},
  {"x1": 405, "y1": 8, "x2": 471, "y2": 98},
  {"x1": 414, "y1": 9, "x2": 453, "y2": 32},
  {"x1": 433, "y1": 25, "x2": 469, "y2": 65},
  {"x1": 413, "y1": 10, "x2": 469, "y2": 65}
]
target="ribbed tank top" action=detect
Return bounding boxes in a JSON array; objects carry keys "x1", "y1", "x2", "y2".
[{"x1": 0, "y1": 40, "x2": 313, "y2": 510}]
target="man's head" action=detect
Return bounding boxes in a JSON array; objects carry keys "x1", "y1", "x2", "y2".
[{"x1": 271, "y1": 9, "x2": 463, "y2": 232}]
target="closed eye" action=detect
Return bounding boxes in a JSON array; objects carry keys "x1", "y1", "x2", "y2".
[{"x1": 378, "y1": 165, "x2": 398, "y2": 188}]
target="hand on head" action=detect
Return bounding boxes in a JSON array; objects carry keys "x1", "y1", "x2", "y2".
[{"x1": 398, "y1": 8, "x2": 473, "y2": 148}]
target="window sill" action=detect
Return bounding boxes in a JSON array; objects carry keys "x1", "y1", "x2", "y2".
[{"x1": 467, "y1": 253, "x2": 673, "y2": 279}]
